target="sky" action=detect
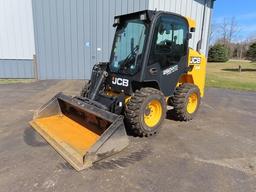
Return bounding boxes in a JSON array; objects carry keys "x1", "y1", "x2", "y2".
[{"x1": 212, "y1": 0, "x2": 256, "y2": 41}]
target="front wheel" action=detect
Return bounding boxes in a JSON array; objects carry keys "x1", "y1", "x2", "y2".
[{"x1": 125, "y1": 88, "x2": 167, "y2": 137}]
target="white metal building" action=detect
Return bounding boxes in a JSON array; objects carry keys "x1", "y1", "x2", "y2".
[
  {"x1": 0, "y1": 0, "x2": 35, "y2": 78},
  {"x1": 0, "y1": 0, "x2": 215, "y2": 79}
]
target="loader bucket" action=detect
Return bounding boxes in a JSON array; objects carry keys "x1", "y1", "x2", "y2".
[{"x1": 29, "y1": 93, "x2": 129, "y2": 171}]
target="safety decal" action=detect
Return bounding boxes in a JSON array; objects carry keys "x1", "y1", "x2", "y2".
[{"x1": 163, "y1": 65, "x2": 178, "y2": 76}]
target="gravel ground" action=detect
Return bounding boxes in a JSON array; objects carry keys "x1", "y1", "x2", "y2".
[{"x1": 0, "y1": 80, "x2": 255, "y2": 192}]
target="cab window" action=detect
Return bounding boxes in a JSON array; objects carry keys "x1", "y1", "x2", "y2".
[{"x1": 149, "y1": 15, "x2": 188, "y2": 67}]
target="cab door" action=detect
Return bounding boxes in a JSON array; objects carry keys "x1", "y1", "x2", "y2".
[{"x1": 144, "y1": 14, "x2": 189, "y2": 96}]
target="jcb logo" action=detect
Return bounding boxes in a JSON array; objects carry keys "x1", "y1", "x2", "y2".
[
  {"x1": 190, "y1": 57, "x2": 201, "y2": 64},
  {"x1": 112, "y1": 77, "x2": 129, "y2": 87}
]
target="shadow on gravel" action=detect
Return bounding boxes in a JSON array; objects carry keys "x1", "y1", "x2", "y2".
[
  {"x1": 222, "y1": 68, "x2": 256, "y2": 72},
  {"x1": 23, "y1": 127, "x2": 47, "y2": 147},
  {"x1": 166, "y1": 110, "x2": 179, "y2": 121},
  {"x1": 91, "y1": 146, "x2": 151, "y2": 170},
  {"x1": 54, "y1": 145, "x2": 152, "y2": 171},
  {"x1": 57, "y1": 162, "x2": 74, "y2": 171}
]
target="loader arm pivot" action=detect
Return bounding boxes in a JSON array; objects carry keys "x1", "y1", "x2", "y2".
[{"x1": 86, "y1": 63, "x2": 108, "y2": 101}]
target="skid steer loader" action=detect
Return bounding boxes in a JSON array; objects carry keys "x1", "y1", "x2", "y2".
[{"x1": 30, "y1": 10, "x2": 207, "y2": 171}]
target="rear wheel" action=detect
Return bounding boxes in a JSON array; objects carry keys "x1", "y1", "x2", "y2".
[
  {"x1": 172, "y1": 83, "x2": 201, "y2": 121},
  {"x1": 125, "y1": 88, "x2": 167, "y2": 137}
]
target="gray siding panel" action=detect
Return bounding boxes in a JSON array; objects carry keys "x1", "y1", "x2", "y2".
[
  {"x1": 33, "y1": 0, "x2": 149, "y2": 79},
  {"x1": 0, "y1": 60, "x2": 34, "y2": 78},
  {"x1": 57, "y1": 0, "x2": 66, "y2": 79},
  {"x1": 50, "y1": 0, "x2": 60, "y2": 79},
  {"x1": 32, "y1": 0, "x2": 213, "y2": 80},
  {"x1": 84, "y1": 0, "x2": 91, "y2": 77},
  {"x1": 76, "y1": 0, "x2": 85, "y2": 79}
]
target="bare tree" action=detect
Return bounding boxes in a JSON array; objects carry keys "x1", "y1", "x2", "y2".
[
  {"x1": 218, "y1": 18, "x2": 229, "y2": 46},
  {"x1": 216, "y1": 17, "x2": 240, "y2": 46},
  {"x1": 247, "y1": 33, "x2": 256, "y2": 42},
  {"x1": 209, "y1": 17, "x2": 246, "y2": 59},
  {"x1": 228, "y1": 17, "x2": 240, "y2": 43},
  {"x1": 209, "y1": 23, "x2": 217, "y2": 45}
]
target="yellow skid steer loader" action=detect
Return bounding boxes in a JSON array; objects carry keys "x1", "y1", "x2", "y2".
[{"x1": 30, "y1": 10, "x2": 207, "y2": 171}]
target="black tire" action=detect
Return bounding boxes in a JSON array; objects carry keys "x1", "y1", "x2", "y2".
[
  {"x1": 125, "y1": 87, "x2": 167, "y2": 137},
  {"x1": 172, "y1": 83, "x2": 201, "y2": 121},
  {"x1": 80, "y1": 81, "x2": 91, "y2": 97}
]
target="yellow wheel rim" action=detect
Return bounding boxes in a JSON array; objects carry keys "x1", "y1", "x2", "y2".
[
  {"x1": 187, "y1": 93, "x2": 198, "y2": 114},
  {"x1": 144, "y1": 99, "x2": 162, "y2": 128}
]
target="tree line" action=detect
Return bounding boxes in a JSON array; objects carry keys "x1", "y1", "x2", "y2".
[{"x1": 208, "y1": 17, "x2": 256, "y2": 62}]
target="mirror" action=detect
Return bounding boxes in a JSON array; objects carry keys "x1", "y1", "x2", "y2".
[
  {"x1": 190, "y1": 27, "x2": 196, "y2": 32},
  {"x1": 113, "y1": 18, "x2": 120, "y2": 27},
  {"x1": 196, "y1": 40, "x2": 202, "y2": 52}
]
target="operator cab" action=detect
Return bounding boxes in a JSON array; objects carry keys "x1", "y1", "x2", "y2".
[{"x1": 107, "y1": 10, "x2": 194, "y2": 96}]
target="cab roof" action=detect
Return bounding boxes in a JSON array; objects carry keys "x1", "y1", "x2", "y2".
[{"x1": 114, "y1": 10, "x2": 196, "y2": 29}]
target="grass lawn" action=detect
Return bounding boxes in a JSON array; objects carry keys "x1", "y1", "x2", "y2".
[
  {"x1": 206, "y1": 60, "x2": 256, "y2": 91},
  {"x1": 0, "y1": 79, "x2": 34, "y2": 84},
  {"x1": 1, "y1": 61, "x2": 255, "y2": 91}
]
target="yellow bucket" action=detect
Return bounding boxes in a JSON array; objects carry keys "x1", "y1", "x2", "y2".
[{"x1": 30, "y1": 93, "x2": 129, "y2": 171}]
